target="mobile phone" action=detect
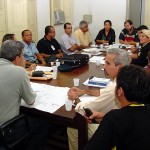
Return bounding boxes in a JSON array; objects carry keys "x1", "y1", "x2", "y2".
[{"x1": 83, "y1": 107, "x2": 97, "y2": 123}]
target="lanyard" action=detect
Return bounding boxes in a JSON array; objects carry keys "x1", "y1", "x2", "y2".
[{"x1": 129, "y1": 104, "x2": 145, "y2": 107}]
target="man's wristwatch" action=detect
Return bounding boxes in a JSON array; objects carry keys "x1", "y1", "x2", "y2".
[{"x1": 73, "y1": 98, "x2": 81, "y2": 105}]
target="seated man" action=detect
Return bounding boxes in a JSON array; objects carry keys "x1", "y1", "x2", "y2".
[
  {"x1": 67, "y1": 48, "x2": 130, "y2": 150},
  {"x1": 137, "y1": 25, "x2": 148, "y2": 35},
  {"x1": 37, "y1": 26, "x2": 63, "y2": 63},
  {"x1": 83, "y1": 65, "x2": 150, "y2": 150},
  {"x1": 60, "y1": 22, "x2": 80, "y2": 55},
  {"x1": 119, "y1": 20, "x2": 139, "y2": 45},
  {"x1": 22, "y1": 30, "x2": 46, "y2": 66},
  {"x1": 74, "y1": 21, "x2": 92, "y2": 49},
  {"x1": 0, "y1": 40, "x2": 51, "y2": 150}
]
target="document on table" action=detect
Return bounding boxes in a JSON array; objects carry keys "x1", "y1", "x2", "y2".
[
  {"x1": 21, "y1": 82, "x2": 99, "y2": 113},
  {"x1": 89, "y1": 56, "x2": 105, "y2": 64},
  {"x1": 21, "y1": 82, "x2": 69, "y2": 113},
  {"x1": 35, "y1": 66, "x2": 53, "y2": 72}
]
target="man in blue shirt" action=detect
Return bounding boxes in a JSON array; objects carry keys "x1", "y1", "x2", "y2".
[{"x1": 22, "y1": 30, "x2": 46, "y2": 66}]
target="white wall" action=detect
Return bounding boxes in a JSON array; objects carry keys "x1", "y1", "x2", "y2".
[
  {"x1": 36, "y1": 0, "x2": 127, "y2": 43},
  {"x1": 36, "y1": 0, "x2": 50, "y2": 40},
  {"x1": 72, "y1": 0, "x2": 127, "y2": 43}
]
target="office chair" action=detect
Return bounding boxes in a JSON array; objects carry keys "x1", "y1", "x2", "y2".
[{"x1": 0, "y1": 114, "x2": 30, "y2": 150}]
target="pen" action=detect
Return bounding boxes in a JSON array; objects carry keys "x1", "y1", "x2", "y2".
[{"x1": 89, "y1": 76, "x2": 94, "y2": 80}]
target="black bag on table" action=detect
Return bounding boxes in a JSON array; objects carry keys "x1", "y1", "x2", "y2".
[
  {"x1": 58, "y1": 54, "x2": 89, "y2": 71},
  {"x1": 61, "y1": 54, "x2": 89, "y2": 67}
]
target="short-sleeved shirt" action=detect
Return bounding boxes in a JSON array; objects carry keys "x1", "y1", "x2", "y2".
[
  {"x1": 119, "y1": 28, "x2": 139, "y2": 42},
  {"x1": 95, "y1": 28, "x2": 116, "y2": 45},
  {"x1": 22, "y1": 41, "x2": 39, "y2": 62},
  {"x1": 60, "y1": 33, "x2": 78, "y2": 55},
  {"x1": 74, "y1": 28, "x2": 91, "y2": 46},
  {"x1": 0, "y1": 58, "x2": 36, "y2": 124},
  {"x1": 83, "y1": 105, "x2": 150, "y2": 150},
  {"x1": 37, "y1": 36, "x2": 61, "y2": 55}
]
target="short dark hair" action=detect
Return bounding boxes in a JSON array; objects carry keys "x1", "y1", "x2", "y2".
[
  {"x1": 0, "y1": 40, "x2": 24, "y2": 62},
  {"x1": 2, "y1": 34, "x2": 15, "y2": 43},
  {"x1": 64, "y1": 22, "x2": 71, "y2": 29},
  {"x1": 21, "y1": 30, "x2": 30, "y2": 36},
  {"x1": 137, "y1": 25, "x2": 148, "y2": 31},
  {"x1": 116, "y1": 65, "x2": 150, "y2": 104},
  {"x1": 45, "y1": 26, "x2": 53, "y2": 35},
  {"x1": 124, "y1": 20, "x2": 133, "y2": 26},
  {"x1": 104, "y1": 20, "x2": 112, "y2": 26}
]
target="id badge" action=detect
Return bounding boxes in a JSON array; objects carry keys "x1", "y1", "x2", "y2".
[{"x1": 51, "y1": 45, "x2": 55, "y2": 51}]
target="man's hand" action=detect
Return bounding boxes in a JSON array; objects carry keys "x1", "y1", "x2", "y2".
[
  {"x1": 56, "y1": 53, "x2": 63, "y2": 58},
  {"x1": 41, "y1": 60, "x2": 46, "y2": 66},
  {"x1": 84, "y1": 110, "x2": 105, "y2": 124},
  {"x1": 69, "y1": 87, "x2": 85, "y2": 95},
  {"x1": 68, "y1": 90, "x2": 78, "y2": 101},
  {"x1": 29, "y1": 63, "x2": 36, "y2": 71}
]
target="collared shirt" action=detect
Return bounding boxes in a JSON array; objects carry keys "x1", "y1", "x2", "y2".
[
  {"x1": 37, "y1": 36, "x2": 61, "y2": 55},
  {"x1": 60, "y1": 33, "x2": 78, "y2": 55},
  {"x1": 119, "y1": 27, "x2": 139, "y2": 42},
  {"x1": 0, "y1": 58, "x2": 36, "y2": 124},
  {"x1": 75, "y1": 79, "x2": 120, "y2": 114},
  {"x1": 22, "y1": 41, "x2": 39, "y2": 62},
  {"x1": 74, "y1": 28, "x2": 91, "y2": 46}
]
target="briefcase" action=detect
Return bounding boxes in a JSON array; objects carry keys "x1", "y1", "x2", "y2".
[{"x1": 60, "y1": 54, "x2": 89, "y2": 67}]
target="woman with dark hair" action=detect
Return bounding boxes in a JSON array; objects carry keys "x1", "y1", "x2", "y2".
[
  {"x1": 95, "y1": 20, "x2": 116, "y2": 45},
  {"x1": 2, "y1": 34, "x2": 16, "y2": 43}
]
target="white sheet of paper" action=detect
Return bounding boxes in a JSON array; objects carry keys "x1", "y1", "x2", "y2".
[
  {"x1": 35, "y1": 66, "x2": 53, "y2": 72},
  {"x1": 89, "y1": 56, "x2": 105, "y2": 64},
  {"x1": 21, "y1": 82, "x2": 69, "y2": 113}
]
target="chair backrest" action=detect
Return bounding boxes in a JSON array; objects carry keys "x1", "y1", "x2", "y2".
[{"x1": 0, "y1": 114, "x2": 30, "y2": 150}]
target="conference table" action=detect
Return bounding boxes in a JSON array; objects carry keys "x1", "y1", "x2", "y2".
[{"x1": 21, "y1": 62, "x2": 106, "y2": 150}]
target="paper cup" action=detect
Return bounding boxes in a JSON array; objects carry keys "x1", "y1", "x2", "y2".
[
  {"x1": 96, "y1": 60, "x2": 100, "y2": 66},
  {"x1": 52, "y1": 72, "x2": 57, "y2": 79},
  {"x1": 56, "y1": 61, "x2": 60, "y2": 67},
  {"x1": 51, "y1": 62, "x2": 54, "y2": 66},
  {"x1": 65, "y1": 100, "x2": 72, "y2": 111},
  {"x1": 52, "y1": 66, "x2": 57, "y2": 72},
  {"x1": 73, "y1": 78, "x2": 80, "y2": 86}
]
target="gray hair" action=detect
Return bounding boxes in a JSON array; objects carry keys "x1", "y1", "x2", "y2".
[
  {"x1": 0, "y1": 40, "x2": 24, "y2": 62},
  {"x1": 79, "y1": 20, "x2": 88, "y2": 28},
  {"x1": 107, "y1": 48, "x2": 130, "y2": 66}
]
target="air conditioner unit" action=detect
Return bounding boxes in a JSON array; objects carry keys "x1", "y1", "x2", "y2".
[{"x1": 54, "y1": 10, "x2": 65, "y2": 25}]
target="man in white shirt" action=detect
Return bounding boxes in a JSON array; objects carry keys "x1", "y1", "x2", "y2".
[
  {"x1": 60, "y1": 22, "x2": 80, "y2": 55},
  {"x1": 67, "y1": 48, "x2": 130, "y2": 150}
]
